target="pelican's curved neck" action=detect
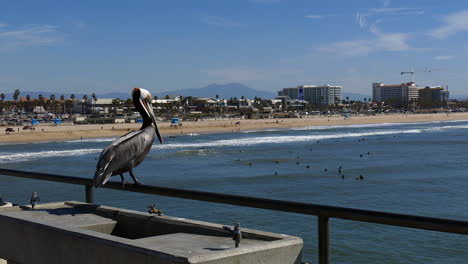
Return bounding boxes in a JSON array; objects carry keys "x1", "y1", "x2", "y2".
[{"x1": 133, "y1": 96, "x2": 153, "y2": 130}]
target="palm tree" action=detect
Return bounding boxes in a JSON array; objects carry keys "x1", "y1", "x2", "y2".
[
  {"x1": 70, "y1": 94, "x2": 75, "y2": 100},
  {"x1": 124, "y1": 99, "x2": 133, "y2": 114},
  {"x1": 112, "y1": 98, "x2": 122, "y2": 116},
  {"x1": 82, "y1": 95, "x2": 88, "y2": 114},
  {"x1": 60, "y1": 95, "x2": 65, "y2": 101},
  {"x1": 0, "y1": 93, "x2": 5, "y2": 101},
  {"x1": 13, "y1": 89, "x2": 20, "y2": 101},
  {"x1": 25, "y1": 95, "x2": 31, "y2": 112},
  {"x1": 215, "y1": 94, "x2": 219, "y2": 100},
  {"x1": 91, "y1": 93, "x2": 97, "y2": 113}
]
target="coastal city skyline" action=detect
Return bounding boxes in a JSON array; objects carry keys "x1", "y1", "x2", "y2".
[{"x1": 1, "y1": 0, "x2": 468, "y2": 95}]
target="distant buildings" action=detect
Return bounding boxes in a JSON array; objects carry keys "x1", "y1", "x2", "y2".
[
  {"x1": 372, "y1": 82, "x2": 449, "y2": 107},
  {"x1": 372, "y1": 82, "x2": 419, "y2": 105},
  {"x1": 419, "y1": 87, "x2": 449, "y2": 107},
  {"x1": 277, "y1": 84, "x2": 343, "y2": 105}
]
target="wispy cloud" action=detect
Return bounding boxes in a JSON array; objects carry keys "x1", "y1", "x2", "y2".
[
  {"x1": 428, "y1": 10, "x2": 468, "y2": 39},
  {"x1": 202, "y1": 67, "x2": 270, "y2": 82},
  {"x1": 356, "y1": 7, "x2": 424, "y2": 29},
  {"x1": 0, "y1": 24, "x2": 64, "y2": 51},
  {"x1": 434, "y1": 55, "x2": 453, "y2": 60},
  {"x1": 203, "y1": 16, "x2": 242, "y2": 27},
  {"x1": 319, "y1": 25, "x2": 409, "y2": 56},
  {"x1": 305, "y1": 15, "x2": 323, "y2": 19}
]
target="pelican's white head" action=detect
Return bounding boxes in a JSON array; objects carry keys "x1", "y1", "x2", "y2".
[{"x1": 132, "y1": 88, "x2": 163, "y2": 143}]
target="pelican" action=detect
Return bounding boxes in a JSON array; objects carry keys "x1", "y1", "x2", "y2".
[{"x1": 93, "y1": 88, "x2": 163, "y2": 188}]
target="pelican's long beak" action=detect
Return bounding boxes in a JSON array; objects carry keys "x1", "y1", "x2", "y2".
[{"x1": 144, "y1": 101, "x2": 163, "y2": 144}]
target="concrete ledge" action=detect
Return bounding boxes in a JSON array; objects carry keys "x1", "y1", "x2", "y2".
[{"x1": 0, "y1": 201, "x2": 303, "y2": 264}]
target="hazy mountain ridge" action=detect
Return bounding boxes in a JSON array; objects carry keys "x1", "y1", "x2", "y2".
[
  {"x1": 0, "y1": 83, "x2": 276, "y2": 100},
  {"x1": 155, "y1": 83, "x2": 276, "y2": 99}
]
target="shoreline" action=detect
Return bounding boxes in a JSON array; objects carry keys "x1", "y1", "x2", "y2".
[{"x1": 1, "y1": 112, "x2": 468, "y2": 144}]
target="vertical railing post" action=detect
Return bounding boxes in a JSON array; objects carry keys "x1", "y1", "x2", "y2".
[
  {"x1": 85, "y1": 185, "x2": 94, "y2": 204},
  {"x1": 318, "y1": 216, "x2": 330, "y2": 264}
]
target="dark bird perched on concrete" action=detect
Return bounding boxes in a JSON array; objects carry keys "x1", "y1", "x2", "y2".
[
  {"x1": 296, "y1": 161, "x2": 300, "y2": 165},
  {"x1": 274, "y1": 171, "x2": 278, "y2": 175},
  {"x1": 223, "y1": 223, "x2": 242, "y2": 248},
  {"x1": 93, "y1": 88, "x2": 163, "y2": 188},
  {"x1": 30, "y1": 192, "x2": 40, "y2": 209},
  {"x1": 360, "y1": 154, "x2": 363, "y2": 157},
  {"x1": 306, "y1": 165, "x2": 310, "y2": 168},
  {"x1": 324, "y1": 168, "x2": 328, "y2": 172},
  {"x1": 249, "y1": 162, "x2": 252, "y2": 166}
]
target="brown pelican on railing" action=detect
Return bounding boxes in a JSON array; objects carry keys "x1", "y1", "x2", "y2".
[{"x1": 93, "y1": 88, "x2": 163, "y2": 188}]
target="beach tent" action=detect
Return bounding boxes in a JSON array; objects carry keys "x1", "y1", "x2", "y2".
[
  {"x1": 31, "y1": 119, "x2": 39, "y2": 125},
  {"x1": 136, "y1": 119, "x2": 143, "y2": 123},
  {"x1": 54, "y1": 119, "x2": 62, "y2": 125},
  {"x1": 171, "y1": 117, "x2": 179, "y2": 125}
]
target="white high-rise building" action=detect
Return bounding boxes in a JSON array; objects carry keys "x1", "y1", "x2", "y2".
[{"x1": 278, "y1": 85, "x2": 342, "y2": 105}]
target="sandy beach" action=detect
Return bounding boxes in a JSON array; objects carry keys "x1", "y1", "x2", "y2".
[{"x1": 1, "y1": 112, "x2": 468, "y2": 144}]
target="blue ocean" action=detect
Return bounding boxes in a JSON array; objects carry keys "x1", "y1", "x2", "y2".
[{"x1": 1, "y1": 120, "x2": 468, "y2": 263}]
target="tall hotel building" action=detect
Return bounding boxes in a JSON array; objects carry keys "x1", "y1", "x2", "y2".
[
  {"x1": 372, "y1": 82, "x2": 419, "y2": 104},
  {"x1": 278, "y1": 85, "x2": 342, "y2": 105}
]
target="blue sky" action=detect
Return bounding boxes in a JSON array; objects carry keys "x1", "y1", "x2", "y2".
[{"x1": 1, "y1": 0, "x2": 468, "y2": 96}]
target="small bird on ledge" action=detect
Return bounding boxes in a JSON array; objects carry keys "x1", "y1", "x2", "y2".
[{"x1": 148, "y1": 204, "x2": 163, "y2": 216}]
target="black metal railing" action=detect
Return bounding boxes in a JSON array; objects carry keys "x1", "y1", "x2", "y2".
[{"x1": 1, "y1": 168, "x2": 468, "y2": 264}]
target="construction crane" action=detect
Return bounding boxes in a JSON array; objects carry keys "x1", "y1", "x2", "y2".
[
  {"x1": 401, "y1": 67, "x2": 441, "y2": 84},
  {"x1": 401, "y1": 66, "x2": 416, "y2": 83}
]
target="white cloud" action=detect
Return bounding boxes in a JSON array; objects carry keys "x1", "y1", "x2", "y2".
[
  {"x1": 203, "y1": 16, "x2": 242, "y2": 27},
  {"x1": 434, "y1": 55, "x2": 453, "y2": 60},
  {"x1": 305, "y1": 15, "x2": 323, "y2": 19},
  {"x1": 428, "y1": 10, "x2": 468, "y2": 39},
  {"x1": 202, "y1": 67, "x2": 270, "y2": 82},
  {"x1": 319, "y1": 25, "x2": 409, "y2": 56},
  {"x1": 0, "y1": 25, "x2": 64, "y2": 51},
  {"x1": 356, "y1": 7, "x2": 424, "y2": 29}
]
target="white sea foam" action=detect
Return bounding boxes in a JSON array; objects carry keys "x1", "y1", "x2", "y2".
[
  {"x1": 0, "y1": 148, "x2": 102, "y2": 163},
  {"x1": 153, "y1": 129, "x2": 423, "y2": 150},
  {"x1": 292, "y1": 119, "x2": 468, "y2": 131},
  {"x1": 63, "y1": 137, "x2": 116, "y2": 143}
]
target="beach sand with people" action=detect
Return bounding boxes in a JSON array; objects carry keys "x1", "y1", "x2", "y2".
[{"x1": 1, "y1": 112, "x2": 468, "y2": 144}]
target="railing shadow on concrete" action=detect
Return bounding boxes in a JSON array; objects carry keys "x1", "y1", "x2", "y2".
[{"x1": 1, "y1": 168, "x2": 468, "y2": 264}]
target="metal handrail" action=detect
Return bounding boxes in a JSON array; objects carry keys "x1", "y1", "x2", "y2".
[{"x1": 1, "y1": 168, "x2": 467, "y2": 264}]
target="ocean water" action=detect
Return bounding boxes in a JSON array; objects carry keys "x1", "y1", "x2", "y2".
[{"x1": 1, "y1": 120, "x2": 468, "y2": 263}]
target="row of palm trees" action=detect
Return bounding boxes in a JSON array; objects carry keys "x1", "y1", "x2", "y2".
[{"x1": 0, "y1": 90, "x2": 99, "y2": 115}]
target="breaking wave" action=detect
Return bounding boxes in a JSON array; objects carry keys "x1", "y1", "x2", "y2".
[
  {"x1": 0, "y1": 148, "x2": 102, "y2": 163},
  {"x1": 154, "y1": 129, "x2": 423, "y2": 150}
]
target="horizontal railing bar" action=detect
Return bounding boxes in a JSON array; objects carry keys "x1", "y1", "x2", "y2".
[{"x1": 1, "y1": 168, "x2": 468, "y2": 236}]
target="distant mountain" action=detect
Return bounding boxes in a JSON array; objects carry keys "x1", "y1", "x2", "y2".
[
  {"x1": 451, "y1": 94, "x2": 468, "y2": 100},
  {"x1": 156, "y1": 83, "x2": 276, "y2": 99},
  {"x1": 0, "y1": 83, "x2": 276, "y2": 100}
]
